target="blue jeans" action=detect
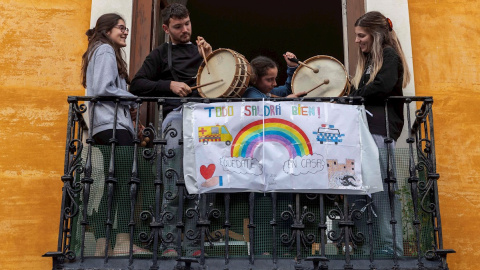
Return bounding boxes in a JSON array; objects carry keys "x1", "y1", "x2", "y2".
[
  {"x1": 350, "y1": 134, "x2": 404, "y2": 256},
  {"x1": 161, "y1": 110, "x2": 199, "y2": 255}
]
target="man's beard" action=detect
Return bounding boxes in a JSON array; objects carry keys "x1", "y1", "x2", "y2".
[{"x1": 176, "y1": 33, "x2": 191, "y2": 43}]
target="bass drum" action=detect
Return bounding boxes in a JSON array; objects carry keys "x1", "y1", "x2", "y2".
[
  {"x1": 292, "y1": 55, "x2": 349, "y2": 97},
  {"x1": 197, "y1": 48, "x2": 251, "y2": 98}
]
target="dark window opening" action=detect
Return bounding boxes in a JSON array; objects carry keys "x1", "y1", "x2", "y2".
[{"x1": 187, "y1": 0, "x2": 343, "y2": 84}]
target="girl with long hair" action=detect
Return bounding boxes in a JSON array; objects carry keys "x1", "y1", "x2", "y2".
[
  {"x1": 81, "y1": 13, "x2": 149, "y2": 257},
  {"x1": 350, "y1": 11, "x2": 411, "y2": 257},
  {"x1": 350, "y1": 11, "x2": 411, "y2": 141},
  {"x1": 81, "y1": 13, "x2": 136, "y2": 146}
]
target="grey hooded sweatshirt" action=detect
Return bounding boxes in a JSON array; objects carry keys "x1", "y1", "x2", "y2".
[{"x1": 86, "y1": 43, "x2": 136, "y2": 137}]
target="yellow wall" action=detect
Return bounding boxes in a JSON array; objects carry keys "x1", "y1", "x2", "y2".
[
  {"x1": 0, "y1": 0, "x2": 478, "y2": 269},
  {"x1": 0, "y1": 0, "x2": 90, "y2": 269},
  {"x1": 409, "y1": 0, "x2": 480, "y2": 269}
]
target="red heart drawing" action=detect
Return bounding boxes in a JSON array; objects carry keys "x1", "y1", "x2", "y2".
[{"x1": 200, "y1": 164, "x2": 216, "y2": 179}]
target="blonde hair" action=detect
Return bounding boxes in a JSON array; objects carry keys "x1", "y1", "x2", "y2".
[{"x1": 351, "y1": 11, "x2": 410, "y2": 89}]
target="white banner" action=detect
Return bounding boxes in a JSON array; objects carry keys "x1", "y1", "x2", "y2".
[{"x1": 183, "y1": 101, "x2": 383, "y2": 194}]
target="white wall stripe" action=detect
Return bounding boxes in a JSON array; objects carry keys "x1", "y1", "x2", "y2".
[
  {"x1": 90, "y1": 0, "x2": 133, "y2": 69},
  {"x1": 365, "y1": 0, "x2": 415, "y2": 96}
]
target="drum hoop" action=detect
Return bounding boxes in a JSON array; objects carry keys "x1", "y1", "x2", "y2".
[
  {"x1": 228, "y1": 53, "x2": 251, "y2": 98},
  {"x1": 291, "y1": 55, "x2": 348, "y2": 96},
  {"x1": 226, "y1": 51, "x2": 244, "y2": 97},
  {"x1": 197, "y1": 48, "x2": 251, "y2": 98}
]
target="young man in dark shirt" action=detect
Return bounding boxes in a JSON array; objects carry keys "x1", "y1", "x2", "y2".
[
  {"x1": 130, "y1": 3, "x2": 212, "y2": 258},
  {"x1": 130, "y1": 4, "x2": 212, "y2": 99}
]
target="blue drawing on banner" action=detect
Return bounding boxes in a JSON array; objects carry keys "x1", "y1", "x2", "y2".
[{"x1": 313, "y1": 124, "x2": 345, "y2": 145}]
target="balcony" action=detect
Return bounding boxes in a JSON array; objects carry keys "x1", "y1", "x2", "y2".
[{"x1": 44, "y1": 96, "x2": 454, "y2": 270}]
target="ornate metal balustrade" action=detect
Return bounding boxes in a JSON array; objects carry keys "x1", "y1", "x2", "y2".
[{"x1": 43, "y1": 96, "x2": 454, "y2": 270}]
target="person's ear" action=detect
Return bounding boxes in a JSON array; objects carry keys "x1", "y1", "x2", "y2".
[{"x1": 162, "y1": 24, "x2": 169, "y2": 34}]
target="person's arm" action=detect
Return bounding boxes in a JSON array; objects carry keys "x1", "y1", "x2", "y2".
[
  {"x1": 352, "y1": 47, "x2": 399, "y2": 99},
  {"x1": 130, "y1": 46, "x2": 194, "y2": 97},
  {"x1": 270, "y1": 66, "x2": 297, "y2": 97},
  {"x1": 129, "y1": 48, "x2": 171, "y2": 96},
  {"x1": 270, "y1": 52, "x2": 299, "y2": 97}
]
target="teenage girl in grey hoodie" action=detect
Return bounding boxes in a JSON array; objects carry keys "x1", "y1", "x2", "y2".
[
  {"x1": 80, "y1": 13, "x2": 150, "y2": 257},
  {"x1": 81, "y1": 13, "x2": 136, "y2": 146}
]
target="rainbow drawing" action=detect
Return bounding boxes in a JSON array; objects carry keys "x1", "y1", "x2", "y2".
[{"x1": 231, "y1": 118, "x2": 313, "y2": 158}]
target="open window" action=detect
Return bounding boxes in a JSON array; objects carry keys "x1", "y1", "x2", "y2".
[{"x1": 128, "y1": 0, "x2": 364, "y2": 126}]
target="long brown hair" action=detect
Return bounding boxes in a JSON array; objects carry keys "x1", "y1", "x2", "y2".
[
  {"x1": 351, "y1": 11, "x2": 410, "y2": 89},
  {"x1": 81, "y1": 13, "x2": 129, "y2": 88}
]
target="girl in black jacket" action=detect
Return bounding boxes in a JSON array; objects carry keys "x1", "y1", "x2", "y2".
[
  {"x1": 350, "y1": 11, "x2": 411, "y2": 141},
  {"x1": 349, "y1": 11, "x2": 411, "y2": 257}
]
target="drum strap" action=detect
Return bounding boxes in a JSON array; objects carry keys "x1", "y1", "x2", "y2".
[{"x1": 167, "y1": 41, "x2": 180, "y2": 82}]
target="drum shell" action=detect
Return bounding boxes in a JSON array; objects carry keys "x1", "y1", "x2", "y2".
[
  {"x1": 292, "y1": 55, "x2": 349, "y2": 98},
  {"x1": 197, "y1": 48, "x2": 252, "y2": 98}
]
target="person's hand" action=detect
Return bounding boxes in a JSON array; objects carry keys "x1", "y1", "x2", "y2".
[
  {"x1": 283, "y1": 51, "x2": 299, "y2": 68},
  {"x1": 129, "y1": 108, "x2": 145, "y2": 139},
  {"x1": 137, "y1": 122, "x2": 145, "y2": 141},
  {"x1": 170, "y1": 81, "x2": 192, "y2": 97},
  {"x1": 286, "y1": 91, "x2": 307, "y2": 98},
  {"x1": 129, "y1": 107, "x2": 139, "y2": 122},
  {"x1": 196, "y1": 36, "x2": 212, "y2": 57}
]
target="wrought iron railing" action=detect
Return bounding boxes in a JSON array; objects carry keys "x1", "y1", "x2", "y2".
[{"x1": 44, "y1": 96, "x2": 454, "y2": 270}]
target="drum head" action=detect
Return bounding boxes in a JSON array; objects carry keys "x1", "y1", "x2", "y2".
[
  {"x1": 197, "y1": 49, "x2": 237, "y2": 98},
  {"x1": 292, "y1": 55, "x2": 347, "y2": 97}
]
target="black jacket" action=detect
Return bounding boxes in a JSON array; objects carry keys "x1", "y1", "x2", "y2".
[{"x1": 350, "y1": 46, "x2": 404, "y2": 141}]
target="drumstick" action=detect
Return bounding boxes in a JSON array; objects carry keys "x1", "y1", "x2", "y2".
[
  {"x1": 304, "y1": 79, "x2": 330, "y2": 94},
  {"x1": 191, "y1": 79, "x2": 224, "y2": 90},
  {"x1": 198, "y1": 37, "x2": 210, "y2": 74},
  {"x1": 288, "y1": 57, "x2": 319, "y2": 73}
]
